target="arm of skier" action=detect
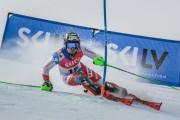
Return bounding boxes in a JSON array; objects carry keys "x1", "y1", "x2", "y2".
[
  {"x1": 41, "y1": 52, "x2": 60, "y2": 91},
  {"x1": 80, "y1": 45, "x2": 104, "y2": 66},
  {"x1": 42, "y1": 56, "x2": 57, "y2": 81},
  {"x1": 81, "y1": 45, "x2": 102, "y2": 59}
]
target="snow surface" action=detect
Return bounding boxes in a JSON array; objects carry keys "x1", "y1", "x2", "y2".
[
  {"x1": 0, "y1": 83, "x2": 180, "y2": 120},
  {"x1": 0, "y1": 40, "x2": 180, "y2": 120}
]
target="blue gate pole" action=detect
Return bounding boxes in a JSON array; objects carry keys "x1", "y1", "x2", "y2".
[{"x1": 101, "y1": 0, "x2": 108, "y2": 95}]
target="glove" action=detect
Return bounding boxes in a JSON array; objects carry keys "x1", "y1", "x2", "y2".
[
  {"x1": 93, "y1": 56, "x2": 104, "y2": 66},
  {"x1": 41, "y1": 80, "x2": 53, "y2": 91}
]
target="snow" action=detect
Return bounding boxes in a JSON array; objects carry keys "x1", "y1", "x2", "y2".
[
  {"x1": 0, "y1": 40, "x2": 180, "y2": 120},
  {"x1": 0, "y1": 83, "x2": 180, "y2": 120}
]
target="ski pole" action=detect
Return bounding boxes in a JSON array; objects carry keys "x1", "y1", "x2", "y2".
[
  {"x1": 0, "y1": 81, "x2": 40, "y2": 88},
  {"x1": 93, "y1": 57, "x2": 178, "y2": 90},
  {"x1": 101, "y1": 0, "x2": 108, "y2": 96},
  {"x1": 106, "y1": 64, "x2": 178, "y2": 90}
]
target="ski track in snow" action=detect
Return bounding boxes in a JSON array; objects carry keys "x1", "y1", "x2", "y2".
[{"x1": 0, "y1": 41, "x2": 180, "y2": 120}]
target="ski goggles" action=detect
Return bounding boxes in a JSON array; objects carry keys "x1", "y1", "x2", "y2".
[{"x1": 66, "y1": 42, "x2": 80, "y2": 50}]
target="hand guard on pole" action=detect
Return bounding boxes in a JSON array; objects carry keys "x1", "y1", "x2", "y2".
[
  {"x1": 93, "y1": 56, "x2": 104, "y2": 66},
  {"x1": 41, "y1": 80, "x2": 53, "y2": 91}
]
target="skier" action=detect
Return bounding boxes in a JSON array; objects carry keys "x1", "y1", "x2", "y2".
[
  {"x1": 41, "y1": 32, "x2": 161, "y2": 110},
  {"x1": 41, "y1": 32, "x2": 125, "y2": 98}
]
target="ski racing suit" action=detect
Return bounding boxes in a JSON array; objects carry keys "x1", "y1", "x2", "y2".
[
  {"x1": 42, "y1": 45, "x2": 102, "y2": 87},
  {"x1": 42, "y1": 45, "x2": 128, "y2": 99}
]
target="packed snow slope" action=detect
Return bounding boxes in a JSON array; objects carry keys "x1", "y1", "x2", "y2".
[
  {"x1": 0, "y1": 83, "x2": 180, "y2": 120},
  {"x1": 0, "y1": 40, "x2": 180, "y2": 120}
]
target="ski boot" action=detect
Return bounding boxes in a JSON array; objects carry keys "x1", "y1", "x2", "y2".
[
  {"x1": 80, "y1": 75, "x2": 101, "y2": 95},
  {"x1": 105, "y1": 82, "x2": 128, "y2": 98}
]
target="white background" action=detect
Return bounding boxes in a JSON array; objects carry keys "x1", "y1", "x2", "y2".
[{"x1": 0, "y1": 0, "x2": 180, "y2": 46}]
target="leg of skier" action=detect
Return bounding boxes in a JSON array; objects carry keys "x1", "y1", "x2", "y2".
[
  {"x1": 102, "y1": 82, "x2": 133, "y2": 105},
  {"x1": 65, "y1": 62, "x2": 113, "y2": 96},
  {"x1": 66, "y1": 62, "x2": 133, "y2": 105},
  {"x1": 79, "y1": 62, "x2": 133, "y2": 105},
  {"x1": 65, "y1": 62, "x2": 102, "y2": 95},
  {"x1": 66, "y1": 72, "x2": 101, "y2": 95}
]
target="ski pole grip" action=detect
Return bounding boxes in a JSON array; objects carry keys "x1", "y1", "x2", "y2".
[{"x1": 93, "y1": 56, "x2": 104, "y2": 66}]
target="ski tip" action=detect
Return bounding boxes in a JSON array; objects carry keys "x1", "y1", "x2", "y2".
[
  {"x1": 144, "y1": 101, "x2": 162, "y2": 111},
  {"x1": 130, "y1": 99, "x2": 134, "y2": 106},
  {"x1": 154, "y1": 102, "x2": 162, "y2": 111},
  {"x1": 157, "y1": 102, "x2": 162, "y2": 111}
]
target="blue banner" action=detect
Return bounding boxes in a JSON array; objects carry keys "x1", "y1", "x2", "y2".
[{"x1": 1, "y1": 13, "x2": 180, "y2": 86}]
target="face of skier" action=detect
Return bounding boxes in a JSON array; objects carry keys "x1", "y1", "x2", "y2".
[{"x1": 66, "y1": 42, "x2": 80, "y2": 55}]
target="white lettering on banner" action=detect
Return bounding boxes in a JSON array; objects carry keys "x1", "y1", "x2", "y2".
[
  {"x1": 107, "y1": 43, "x2": 168, "y2": 70},
  {"x1": 16, "y1": 28, "x2": 167, "y2": 70},
  {"x1": 17, "y1": 27, "x2": 31, "y2": 47},
  {"x1": 65, "y1": 57, "x2": 81, "y2": 68},
  {"x1": 17, "y1": 27, "x2": 51, "y2": 47},
  {"x1": 141, "y1": 72, "x2": 167, "y2": 79},
  {"x1": 31, "y1": 31, "x2": 51, "y2": 43},
  {"x1": 108, "y1": 43, "x2": 139, "y2": 67},
  {"x1": 107, "y1": 43, "x2": 118, "y2": 50},
  {"x1": 118, "y1": 46, "x2": 132, "y2": 65},
  {"x1": 132, "y1": 47, "x2": 138, "y2": 67},
  {"x1": 31, "y1": 31, "x2": 44, "y2": 43}
]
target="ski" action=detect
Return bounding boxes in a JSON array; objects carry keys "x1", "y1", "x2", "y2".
[
  {"x1": 129, "y1": 94, "x2": 162, "y2": 110},
  {"x1": 117, "y1": 97, "x2": 133, "y2": 106},
  {"x1": 102, "y1": 91, "x2": 133, "y2": 106},
  {"x1": 84, "y1": 89, "x2": 133, "y2": 106}
]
